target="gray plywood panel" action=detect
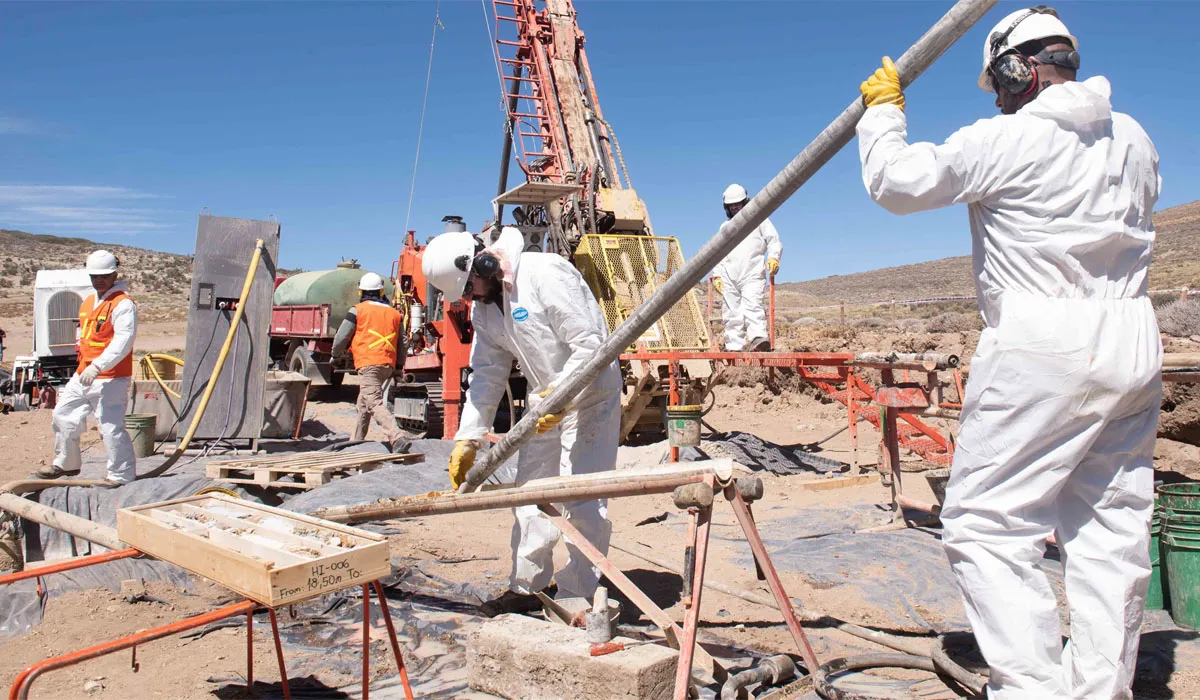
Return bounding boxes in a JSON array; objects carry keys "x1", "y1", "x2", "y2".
[{"x1": 178, "y1": 215, "x2": 281, "y2": 441}]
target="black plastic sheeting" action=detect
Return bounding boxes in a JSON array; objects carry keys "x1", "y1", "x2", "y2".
[{"x1": 686, "y1": 431, "x2": 849, "y2": 475}]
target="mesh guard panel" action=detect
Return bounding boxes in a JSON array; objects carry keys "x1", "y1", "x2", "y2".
[{"x1": 574, "y1": 234, "x2": 710, "y2": 351}]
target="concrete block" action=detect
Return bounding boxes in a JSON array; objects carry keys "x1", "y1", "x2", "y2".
[{"x1": 467, "y1": 613, "x2": 678, "y2": 700}]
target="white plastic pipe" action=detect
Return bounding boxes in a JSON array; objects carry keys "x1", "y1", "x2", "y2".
[{"x1": 459, "y1": 0, "x2": 1001, "y2": 492}]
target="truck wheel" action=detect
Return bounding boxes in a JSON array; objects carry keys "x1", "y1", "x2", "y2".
[{"x1": 288, "y1": 349, "x2": 322, "y2": 400}]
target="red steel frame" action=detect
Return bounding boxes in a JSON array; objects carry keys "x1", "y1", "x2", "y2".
[
  {"x1": 3, "y1": 550, "x2": 414, "y2": 700},
  {"x1": 623, "y1": 349, "x2": 956, "y2": 467}
]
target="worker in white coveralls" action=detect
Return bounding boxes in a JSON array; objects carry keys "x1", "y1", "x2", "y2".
[
  {"x1": 37, "y1": 251, "x2": 140, "y2": 486},
  {"x1": 421, "y1": 226, "x2": 621, "y2": 616},
  {"x1": 331, "y1": 272, "x2": 410, "y2": 452},
  {"x1": 858, "y1": 7, "x2": 1160, "y2": 699},
  {"x1": 712, "y1": 183, "x2": 782, "y2": 352}
]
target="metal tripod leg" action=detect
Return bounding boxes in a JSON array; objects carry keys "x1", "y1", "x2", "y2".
[
  {"x1": 673, "y1": 503, "x2": 713, "y2": 700},
  {"x1": 371, "y1": 580, "x2": 416, "y2": 700},
  {"x1": 266, "y1": 607, "x2": 292, "y2": 700},
  {"x1": 723, "y1": 486, "x2": 821, "y2": 675},
  {"x1": 538, "y1": 503, "x2": 728, "y2": 683}
]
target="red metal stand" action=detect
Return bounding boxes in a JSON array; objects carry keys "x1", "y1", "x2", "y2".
[{"x1": 5, "y1": 563, "x2": 415, "y2": 700}]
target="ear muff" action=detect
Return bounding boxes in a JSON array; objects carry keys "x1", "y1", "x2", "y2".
[
  {"x1": 991, "y1": 52, "x2": 1038, "y2": 95},
  {"x1": 471, "y1": 252, "x2": 502, "y2": 279}
]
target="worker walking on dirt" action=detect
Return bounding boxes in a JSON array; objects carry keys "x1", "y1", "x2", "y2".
[
  {"x1": 713, "y1": 183, "x2": 781, "y2": 352},
  {"x1": 422, "y1": 226, "x2": 621, "y2": 616},
  {"x1": 331, "y1": 272, "x2": 408, "y2": 452},
  {"x1": 858, "y1": 7, "x2": 1160, "y2": 699},
  {"x1": 38, "y1": 251, "x2": 139, "y2": 486}
]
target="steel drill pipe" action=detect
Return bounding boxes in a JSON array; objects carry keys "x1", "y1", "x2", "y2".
[
  {"x1": 312, "y1": 460, "x2": 736, "y2": 524},
  {"x1": 458, "y1": 0, "x2": 1000, "y2": 492},
  {"x1": 853, "y1": 352, "x2": 960, "y2": 369},
  {"x1": 0, "y1": 492, "x2": 123, "y2": 552}
]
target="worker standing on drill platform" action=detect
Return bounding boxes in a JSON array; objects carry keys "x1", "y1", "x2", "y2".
[
  {"x1": 332, "y1": 272, "x2": 409, "y2": 452},
  {"x1": 421, "y1": 226, "x2": 621, "y2": 617},
  {"x1": 712, "y1": 184, "x2": 782, "y2": 352},
  {"x1": 857, "y1": 7, "x2": 1160, "y2": 699},
  {"x1": 37, "y1": 250, "x2": 139, "y2": 486}
]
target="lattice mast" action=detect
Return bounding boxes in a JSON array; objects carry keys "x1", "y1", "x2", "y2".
[{"x1": 491, "y1": 0, "x2": 651, "y2": 253}]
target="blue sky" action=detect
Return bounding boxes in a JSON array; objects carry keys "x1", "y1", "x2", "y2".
[{"x1": 2, "y1": 0, "x2": 1197, "y2": 283}]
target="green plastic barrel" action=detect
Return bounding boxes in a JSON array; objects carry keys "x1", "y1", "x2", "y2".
[
  {"x1": 124, "y1": 413, "x2": 158, "y2": 458},
  {"x1": 1163, "y1": 531, "x2": 1200, "y2": 629}
]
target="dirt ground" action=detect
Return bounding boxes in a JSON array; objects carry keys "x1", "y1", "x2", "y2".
[{"x1": 1, "y1": 326, "x2": 1199, "y2": 698}]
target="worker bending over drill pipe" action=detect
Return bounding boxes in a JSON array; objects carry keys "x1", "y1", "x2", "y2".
[
  {"x1": 858, "y1": 7, "x2": 1160, "y2": 699},
  {"x1": 422, "y1": 226, "x2": 621, "y2": 616},
  {"x1": 712, "y1": 184, "x2": 781, "y2": 352},
  {"x1": 332, "y1": 272, "x2": 409, "y2": 452},
  {"x1": 38, "y1": 251, "x2": 139, "y2": 486}
]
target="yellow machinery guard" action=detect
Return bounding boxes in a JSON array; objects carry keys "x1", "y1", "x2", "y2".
[{"x1": 573, "y1": 234, "x2": 710, "y2": 352}]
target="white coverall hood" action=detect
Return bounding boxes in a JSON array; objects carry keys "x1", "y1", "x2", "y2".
[
  {"x1": 857, "y1": 76, "x2": 1162, "y2": 699},
  {"x1": 713, "y1": 218, "x2": 781, "y2": 351},
  {"x1": 454, "y1": 226, "x2": 621, "y2": 600}
]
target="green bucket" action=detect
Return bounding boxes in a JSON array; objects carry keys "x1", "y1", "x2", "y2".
[
  {"x1": 1163, "y1": 532, "x2": 1200, "y2": 629},
  {"x1": 1157, "y1": 483, "x2": 1200, "y2": 515},
  {"x1": 1165, "y1": 512, "x2": 1200, "y2": 535},
  {"x1": 124, "y1": 413, "x2": 158, "y2": 458},
  {"x1": 665, "y1": 405, "x2": 703, "y2": 448},
  {"x1": 1148, "y1": 526, "x2": 1166, "y2": 611}
]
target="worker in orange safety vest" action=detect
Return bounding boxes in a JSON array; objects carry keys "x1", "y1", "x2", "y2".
[
  {"x1": 332, "y1": 272, "x2": 409, "y2": 452},
  {"x1": 37, "y1": 250, "x2": 139, "y2": 486}
]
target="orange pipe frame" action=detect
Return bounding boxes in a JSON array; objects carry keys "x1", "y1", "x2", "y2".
[{"x1": 0, "y1": 548, "x2": 141, "y2": 586}]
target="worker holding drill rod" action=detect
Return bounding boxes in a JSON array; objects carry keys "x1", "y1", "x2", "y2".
[
  {"x1": 421, "y1": 225, "x2": 621, "y2": 616},
  {"x1": 858, "y1": 6, "x2": 1160, "y2": 699},
  {"x1": 332, "y1": 272, "x2": 410, "y2": 452},
  {"x1": 712, "y1": 183, "x2": 782, "y2": 352},
  {"x1": 37, "y1": 250, "x2": 139, "y2": 486}
]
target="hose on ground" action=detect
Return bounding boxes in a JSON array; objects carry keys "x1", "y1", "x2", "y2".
[
  {"x1": 139, "y1": 239, "x2": 265, "y2": 480},
  {"x1": 931, "y1": 633, "x2": 987, "y2": 696},
  {"x1": 814, "y1": 654, "x2": 938, "y2": 700}
]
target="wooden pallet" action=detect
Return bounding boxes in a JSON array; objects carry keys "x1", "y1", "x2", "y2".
[
  {"x1": 117, "y1": 494, "x2": 391, "y2": 606},
  {"x1": 205, "y1": 452, "x2": 424, "y2": 490}
]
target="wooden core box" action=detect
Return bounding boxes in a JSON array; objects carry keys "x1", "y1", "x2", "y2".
[{"x1": 117, "y1": 494, "x2": 391, "y2": 607}]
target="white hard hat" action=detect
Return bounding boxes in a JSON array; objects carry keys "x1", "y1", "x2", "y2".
[
  {"x1": 358, "y1": 272, "x2": 385, "y2": 291},
  {"x1": 421, "y1": 231, "x2": 478, "y2": 299},
  {"x1": 978, "y1": 6, "x2": 1077, "y2": 93},
  {"x1": 85, "y1": 250, "x2": 119, "y2": 275},
  {"x1": 722, "y1": 184, "x2": 749, "y2": 205}
]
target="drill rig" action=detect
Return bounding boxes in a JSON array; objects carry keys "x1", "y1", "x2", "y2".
[{"x1": 392, "y1": 0, "x2": 713, "y2": 441}]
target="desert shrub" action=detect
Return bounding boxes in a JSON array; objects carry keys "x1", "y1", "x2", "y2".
[
  {"x1": 1157, "y1": 298, "x2": 1200, "y2": 337},
  {"x1": 897, "y1": 318, "x2": 925, "y2": 333},
  {"x1": 1151, "y1": 292, "x2": 1183, "y2": 310},
  {"x1": 794, "y1": 317, "x2": 818, "y2": 326},
  {"x1": 0, "y1": 279, "x2": 11, "y2": 288},
  {"x1": 925, "y1": 312, "x2": 982, "y2": 333},
  {"x1": 851, "y1": 317, "x2": 887, "y2": 329}
]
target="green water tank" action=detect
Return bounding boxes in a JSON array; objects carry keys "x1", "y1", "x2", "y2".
[{"x1": 273, "y1": 261, "x2": 396, "y2": 335}]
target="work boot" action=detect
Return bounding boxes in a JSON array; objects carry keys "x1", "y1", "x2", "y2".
[
  {"x1": 751, "y1": 338, "x2": 772, "y2": 352},
  {"x1": 390, "y1": 437, "x2": 413, "y2": 454},
  {"x1": 478, "y1": 587, "x2": 554, "y2": 618},
  {"x1": 33, "y1": 465, "x2": 80, "y2": 480}
]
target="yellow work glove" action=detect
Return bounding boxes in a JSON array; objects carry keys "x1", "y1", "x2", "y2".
[
  {"x1": 766, "y1": 258, "x2": 780, "y2": 276},
  {"x1": 449, "y1": 440, "x2": 476, "y2": 490},
  {"x1": 536, "y1": 387, "x2": 566, "y2": 434},
  {"x1": 713, "y1": 277, "x2": 724, "y2": 294},
  {"x1": 860, "y1": 56, "x2": 905, "y2": 111}
]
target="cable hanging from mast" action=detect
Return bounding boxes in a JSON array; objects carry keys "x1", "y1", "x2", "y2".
[{"x1": 404, "y1": 0, "x2": 444, "y2": 234}]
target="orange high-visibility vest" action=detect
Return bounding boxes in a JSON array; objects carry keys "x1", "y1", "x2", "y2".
[
  {"x1": 350, "y1": 300, "x2": 402, "y2": 370},
  {"x1": 77, "y1": 291, "x2": 135, "y2": 379}
]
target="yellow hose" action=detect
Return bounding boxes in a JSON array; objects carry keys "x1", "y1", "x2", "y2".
[
  {"x1": 140, "y1": 354, "x2": 184, "y2": 399},
  {"x1": 138, "y1": 240, "x2": 264, "y2": 479}
]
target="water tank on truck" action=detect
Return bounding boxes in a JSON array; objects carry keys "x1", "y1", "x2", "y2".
[{"x1": 270, "y1": 260, "x2": 397, "y2": 395}]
